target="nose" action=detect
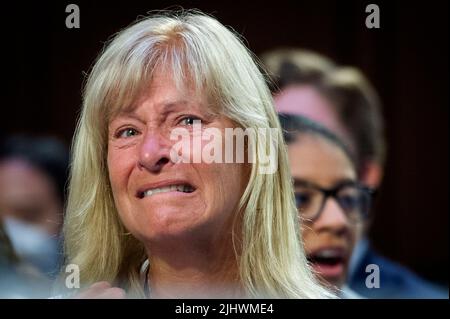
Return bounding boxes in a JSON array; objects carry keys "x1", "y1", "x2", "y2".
[
  {"x1": 138, "y1": 131, "x2": 173, "y2": 173},
  {"x1": 313, "y1": 198, "x2": 350, "y2": 236}
]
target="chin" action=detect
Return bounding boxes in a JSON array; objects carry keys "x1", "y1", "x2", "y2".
[{"x1": 133, "y1": 208, "x2": 210, "y2": 241}]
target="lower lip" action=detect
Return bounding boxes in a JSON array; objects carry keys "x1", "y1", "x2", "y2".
[
  {"x1": 311, "y1": 262, "x2": 345, "y2": 279},
  {"x1": 140, "y1": 190, "x2": 196, "y2": 199}
]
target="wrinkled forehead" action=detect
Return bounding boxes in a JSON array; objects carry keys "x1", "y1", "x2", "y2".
[{"x1": 106, "y1": 65, "x2": 219, "y2": 123}]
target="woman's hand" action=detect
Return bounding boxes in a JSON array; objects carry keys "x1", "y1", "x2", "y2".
[{"x1": 73, "y1": 281, "x2": 126, "y2": 299}]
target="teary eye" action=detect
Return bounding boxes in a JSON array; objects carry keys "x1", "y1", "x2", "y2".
[
  {"x1": 179, "y1": 116, "x2": 202, "y2": 126},
  {"x1": 117, "y1": 128, "x2": 139, "y2": 138}
]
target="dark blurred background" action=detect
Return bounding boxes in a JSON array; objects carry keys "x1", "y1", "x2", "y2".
[{"x1": 2, "y1": 0, "x2": 448, "y2": 287}]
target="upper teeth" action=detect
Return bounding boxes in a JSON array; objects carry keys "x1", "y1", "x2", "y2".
[
  {"x1": 315, "y1": 249, "x2": 342, "y2": 258},
  {"x1": 143, "y1": 185, "x2": 194, "y2": 197}
]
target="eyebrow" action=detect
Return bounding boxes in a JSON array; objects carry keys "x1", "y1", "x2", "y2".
[{"x1": 158, "y1": 100, "x2": 190, "y2": 118}]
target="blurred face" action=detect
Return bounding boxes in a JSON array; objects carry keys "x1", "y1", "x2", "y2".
[
  {"x1": 107, "y1": 72, "x2": 249, "y2": 245},
  {"x1": 274, "y1": 85, "x2": 355, "y2": 154},
  {"x1": 0, "y1": 158, "x2": 62, "y2": 235},
  {"x1": 287, "y1": 135, "x2": 359, "y2": 289}
]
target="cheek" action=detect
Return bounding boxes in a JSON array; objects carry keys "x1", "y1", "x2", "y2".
[
  {"x1": 220, "y1": 162, "x2": 248, "y2": 199},
  {"x1": 197, "y1": 163, "x2": 226, "y2": 204},
  {"x1": 107, "y1": 146, "x2": 135, "y2": 196},
  {"x1": 107, "y1": 147, "x2": 140, "y2": 232},
  {"x1": 198, "y1": 162, "x2": 246, "y2": 216},
  {"x1": 107, "y1": 151, "x2": 121, "y2": 192}
]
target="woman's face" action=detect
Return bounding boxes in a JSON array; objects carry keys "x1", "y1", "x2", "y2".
[
  {"x1": 287, "y1": 134, "x2": 359, "y2": 289},
  {"x1": 0, "y1": 158, "x2": 62, "y2": 235},
  {"x1": 107, "y1": 71, "x2": 249, "y2": 245}
]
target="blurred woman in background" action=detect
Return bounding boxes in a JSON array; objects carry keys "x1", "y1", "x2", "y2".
[{"x1": 280, "y1": 114, "x2": 374, "y2": 298}]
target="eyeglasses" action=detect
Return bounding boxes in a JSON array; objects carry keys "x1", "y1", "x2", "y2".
[{"x1": 294, "y1": 180, "x2": 376, "y2": 223}]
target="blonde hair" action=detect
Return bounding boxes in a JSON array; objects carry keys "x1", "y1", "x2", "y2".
[{"x1": 63, "y1": 10, "x2": 332, "y2": 298}]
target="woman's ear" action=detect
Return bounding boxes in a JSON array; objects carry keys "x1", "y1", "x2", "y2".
[{"x1": 360, "y1": 160, "x2": 383, "y2": 189}]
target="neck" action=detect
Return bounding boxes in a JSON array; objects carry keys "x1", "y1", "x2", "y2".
[{"x1": 145, "y1": 230, "x2": 243, "y2": 298}]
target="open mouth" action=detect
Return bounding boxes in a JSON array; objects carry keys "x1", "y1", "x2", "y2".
[
  {"x1": 308, "y1": 249, "x2": 344, "y2": 266},
  {"x1": 307, "y1": 248, "x2": 346, "y2": 279},
  {"x1": 137, "y1": 184, "x2": 196, "y2": 199}
]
